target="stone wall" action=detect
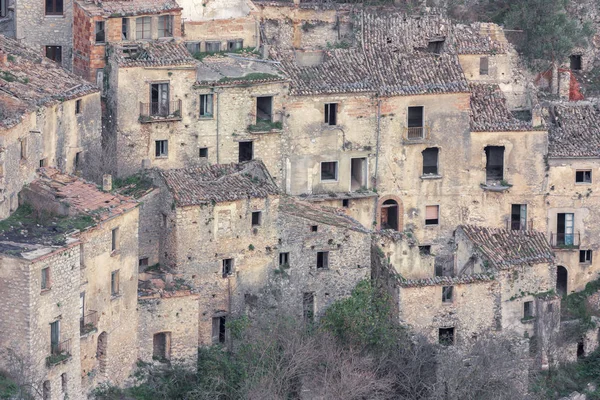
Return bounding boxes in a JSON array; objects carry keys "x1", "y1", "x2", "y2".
[
  {"x1": 138, "y1": 188, "x2": 162, "y2": 268},
  {"x1": 184, "y1": 16, "x2": 258, "y2": 49},
  {"x1": 14, "y1": 0, "x2": 73, "y2": 70}
]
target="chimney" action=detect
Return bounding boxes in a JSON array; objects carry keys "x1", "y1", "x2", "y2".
[{"x1": 102, "y1": 174, "x2": 112, "y2": 192}]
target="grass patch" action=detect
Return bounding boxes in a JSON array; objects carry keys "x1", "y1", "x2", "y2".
[
  {"x1": 218, "y1": 72, "x2": 281, "y2": 83},
  {"x1": 193, "y1": 47, "x2": 260, "y2": 61},
  {"x1": 562, "y1": 278, "x2": 600, "y2": 323},
  {"x1": 247, "y1": 120, "x2": 282, "y2": 132},
  {"x1": 113, "y1": 174, "x2": 153, "y2": 199},
  {"x1": 0, "y1": 373, "x2": 18, "y2": 399}
]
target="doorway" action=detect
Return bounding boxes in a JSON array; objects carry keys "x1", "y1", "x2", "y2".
[
  {"x1": 239, "y1": 141, "x2": 253, "y2": 162},
  {"x1": 350, "y1": 158, "x2": 367, "y2": 191},
  {"x1": 380, "y1": 200, "x2": 399, "y2": 231},
  {"x1": 557, "y1": 266, "x2": 568, "y2": 296},
  {"x1": 557, "y1": 213, "x2": 574, "y2": 246}
]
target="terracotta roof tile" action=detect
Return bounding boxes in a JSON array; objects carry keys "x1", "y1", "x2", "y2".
[
  {"x1": 111, "y1": 40, "x2": 197, "y2": 68},
  {"x1": 159, "y1": 160, "x2": 279, "y2": 206},
  {"x1": 459, "y1": 225, "x2": 554, "y2": 269},
  {"x1": 279, "y1": 197, "x2": 369, "y2": 233},
  {"x1": 469, "y1": 84, "x2": 534, "y2": 132},
  {"x1": 399, "y1": 273, "x2": 495, "y2": 288},
  {"x1": 454, "y1": 23, "x2": 507, "y2": 55},
  {"x1": 0, "y1": 36, "x2": 99, "y2": 128},
  {"x1": 76, "y1": 0, "x2": 181, "y2": 17},
  {"x1": 548, "y1": 103, "x2": 600, "y2": 158}
]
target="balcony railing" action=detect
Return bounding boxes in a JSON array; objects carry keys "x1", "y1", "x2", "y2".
[
  {"x1": 47, "y1": 339, "x2": 72, "y2": 367},
  {"x1": 403, "y1": 125, "x2": 430, "y2": 141},
  {"x1": 139, "y1": 100, "x2": 182, "y2": 122},
  {"x1": 549, "y1": 232, "x2": 580, "y2": 249},
  {"x1": 80, "y1": 310, "x2": 99, "y2": 335}
]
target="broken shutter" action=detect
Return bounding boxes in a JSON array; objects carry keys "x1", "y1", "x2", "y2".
[
  {"x1": 565, "y1": 213, "x2": 574, "y2": 245},
  {"x1": 520, "y1": 205, "x2": 527, "y2": 231},
  {"x1": 425, "y1": 206, "x2": 439, "y2": 220}
]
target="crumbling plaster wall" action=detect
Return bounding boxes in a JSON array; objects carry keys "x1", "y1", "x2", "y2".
[
  {"x1": 302, "y1": 197, "x2": 376, "y2": 230},
  {"x1": 374, "y1": 232, "x2": 434, "y2": 280},
  {"x1": 138, "y1": 188, "x2": 162, "y2": 268},
  {"x1": 547, "y1": 158, "x2": 600, "y2": 293},
  {"x1": 138, "y1": 294, "x2": 199, "y2": 367},
  {"x1": 78, "y1": 208, "x2": 140, "y2": 389},
  {"x1": 184, "y1": 17, "x2": 258, "y2": 49},
  {"x1": 14, "y1": 0, "x2": 73, "y2": 70},
  {"x1": 179, "y1": 0, "x2": 251, "y2": 22}
]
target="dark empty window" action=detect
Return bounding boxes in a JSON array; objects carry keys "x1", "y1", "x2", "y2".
[
  {"x1": 95, "y1": 21, "x2": 105, "y2": 43},
  {"x1": 442, "y1": 286, "x2": 453, "y2": 303},
  {"x1": 570, "y1": 55, "x2": 582, "y2": 71},
  {"x1": 75, "y1": 100, "x2": 82, "y2": 114},
  {"x1": 200, "y1": 94, "x2": 213, "y2": 117},
  {"x1": 407, "y1": 106, "x2": 424, "y2": 139},
  {"x1": 199, "y1": 147, "x2": 208, "y2": 158},
  {"x1": 61, "y1": 373, "x2": 67, "y2": 393},
  {"x1": 548, "y1": 303, "x2": 554, "y2": 312},
  {"x1": 139, "y1": 257, "x2": 149, "y2": 268},
  {"x1": 485, "y1": 146, "x2": 504, "y2": 182},
  {"x1": 45, "y1": 46, "x2": 62, "y2": 64},
  {"x1": 479, "y1": 57, "x2": 489, "y2": 75},
  {"x1": 279, "y1": 252, "x2": 289, "y2": 266},
  {"x1": 111, "y1": 270, "x2": 120, "y2": 295},
  {"x1": 155, "y1": 140, "x2": 168, "y2": 157},
  {"x1": 427, "y1": 39, "x2": 445, "y2": 54},
  {"x1": 256, "y1": 96, "x2": 273, "y2": 122},
  {"x1": 239, "y1": 141, "x2": 253, "y2": 162},
  {"x1": 74, "y1": 151, "x2": 82, "y2": 169},
  {"x1": 122, "y1": 18, "x2": 129, "y2": 40},
  {"x1": 212, "y1": 315, "x2": 226, "y2": 344},
  {"x1": 311, "y1": 225, "x2": 318, "y2": 232},
  {"x1": 186, "y1": 42, "x2": 200, "y2": 54},
  {"x1": 150, "y1": 83, "x2": 170, "y2": 116},
  {"x1": 321, "y1": 162, "x2": 338, "y2": 181},
  {"x1": 222, "y1": 259, "x2": 233, "y2": 277},
  {"x1": 46, "y1": 0, "x2": 63, "y2": 15},
  {"x1": 422, "y1": 148, "x2": 439, "y2": 175},
  {"x1": 577, "y1": 338, "x2": 585, "y2": 358},
  {"x1": 227, "y1": 39, "x2": 243, "y2": 51},
  {"x1": 342, "y1": 199, "x2": 349, "y2": 208},
  {"x1": 317, "y1": 251, "x2": 329, "y2": 269},
  {"x1": 576, "y1": 170, "x2": 592, "y2": 183},
  {"x1": 439, "y1": 327, "x2": 454, "y2": 346},
  {"x1": 205, "y1": 41, "x2": 221, "y2": 52},
  {"x1": 303, "y1": 292, "x2": 315, "y2": 323},
  {"x1": 251, "y1": 211, "x2": 261, "y2": 226},
  {"x1": 0, "y1": 0, "x2": 7, "y2": 18},
  {"x1": 41, "y1": 267, "x2": 50, "y2": 290},
  {"x1": 111, "y1": 228, "x2": 119, "y2": 252},
  {"x1": 511, "y1": 204, "x2": 527, "y2": 231},
  {"x1": 425, "y1": 205, "x2": 439, "y2": 226},
  {"x1": 523, "y1": 301, "x2": 533, "y2": 319},
  {"x1": 153, "y1": 332, "x2": 171, "y2": 361},
  {"x1": 580, "y1": 250, "x2": 592, "y2": 264},
  {"x1": 40, "y1": 158, "x2": 47, "y2": 168},
  {"x1": 419, "y1": 245, "x2": 431, "y2": 255},
  {"x1": 324, "y1": 103, "x2": 337, "y2": 126}
]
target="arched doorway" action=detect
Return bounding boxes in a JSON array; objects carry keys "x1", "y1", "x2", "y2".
[
  {"x1": 97, "y1": 332, "x2": 108, "y2": 375},
  {"x1": 557, "y1": 266, "x2": 568, "y2": 296},
  {"x1": 380, "y1": 200, "x2": 399, "y2": 231}
]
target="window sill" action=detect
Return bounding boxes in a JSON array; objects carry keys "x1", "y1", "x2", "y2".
[
  {"x1": 199, "y1": 116, "x2": 214, "y2": 120},
  {"x1": 44, "y1": 14, "x2": 65, "y2": 18},
  {"x1": 155, "y1": 156, "x2": 169, "y2": 160},
  {"x1": 111, "y1": 293, "x2": 122, "y2": 301},
  {"x1": 575, "y1": 182, "x2": 592, "y2": 185},
  {"x1": 421, "y1": 174, "x2": 442, "y2": 180},
  {"x1": 425, "y1": 223, "x2": 439, "y2": 228},
  {"x1": 480, "y1": 183, "x2": 511, "y2": 192},
  {"x1": 110, "y1": 249, "x2": 120, "y2": 257},
  {"x1": 320, "y1": 180, "x2": 339, "y2": 184},
  {"x1": 40, "y1": 288, "x2": 52, "y2": 295},
  {"x1": 94, "y1": 43, "x2": 106, "y2": 46},
  {"x1": 521, "y1": 317, "x2": 536, "y2": 324}
]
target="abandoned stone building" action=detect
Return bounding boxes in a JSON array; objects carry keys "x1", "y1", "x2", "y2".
[
  {"x1": 0, "y1": 0, "x2": 73, "y2": 70},
  {"x1": 0, "y1": 168, "x2": 139, "y2": 400},
  {"x1": 0, "y1": 35, "x2": 101, "y2": 219}
]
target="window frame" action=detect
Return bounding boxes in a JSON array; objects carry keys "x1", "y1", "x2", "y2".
[
  {"x1": 227, "y1": 39, "x2": 243, "y2": 51},
  {"x1": 121, "y1": 18, "x2": 129, "y2": 40},
  {"x1": 422, "y1": 147, "x2": 439, "y2": 176},
  {"x1": 316, "y1": 251, "x2": 329, "y2": 270},
  {"x1": 212, "y1": 315, "x2": 227, "y2": 344},
  {"x1": 199, "y1": 94, "x2": 214, "y2": 118},
  {"x1": 324, "y1": 103, "x2": 338, "y2": 126},
  {"x1": 425, "y1": 205, "x2": 440, "y2": 226},
  {"x1": 205, "y1": 41, "x2": 221, "y2": 53},
  {"x1": 95, "y1": 21, "x2": 106, "y2": 44},
  {"x1": 0, "y1": 0, "x2": 7, "y2": 18},
  {"x1": 320, "y1": 161, "x2": 339, "y2": 182},
  {"x1": 479, "y1": 56, "x2": 489, "y2": 75},
  {"x1": 185, "y1": 42, "x2": 201, "y2": 55},
  {"x1": 251, "y1": 211, "x2": 262, "y2": 226},
  {"x1": 442, "y1": 286, "x2": 453, "y2": 303},
  {"x1": 279, "y1": 252, "x2": 289, "y2": 267},
  {"x1": 157, "y1": 15, "x2": 173, "y2": 38},
  {"x1": 484, "y1": 145, "x2": 505, "y2": 182},
  {"x1": 41, "y1": 267, "x2": 51, "y2": 291},
  {"x1": 222, "y1": 258, "x2": 234, "y2": 278},
  {"x1": 155, "y1": 140, "x2": 169, "y2": 158},
  {"x1": 111, "y1": 227, "x2": 119, "y2": 252},
  {"x1": 75, "y1": 99, "x2": 82, "y2": 115},
  {"x1": 136, "y1": 16, "x2": 152, "y2": 40},
  {"x1": 523, "y1": 300, "x2": 534, "y2": 319},
  {"x1": 575, "y1": 170, "x2": 592, "y2": 184},
  {"x1": 111, "y1": 270, "x2": 120, "y2": 296},
  {"x1": 580, "y1": 249, "x2": 593, "y2": 264},
  {"x1": 45, "y1": 45, "x2": 62, "y2": 64},
  {"x1": 438, "y1": 327, "x2": 454, "y2": 346},
  {"x1": 199, "y1": 147, "x2": 208, "y2": 158},
  {"x1": 45, "y1": 0, "x2": 64, "y2": 16}
]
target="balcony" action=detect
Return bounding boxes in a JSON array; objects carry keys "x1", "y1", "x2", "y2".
[
  {"x1": 403, "y1": 125, "x2": 430, "y2": 141},
  {"x1": 46, "y1": 339, "x2": 72, "y2": 367},
  {"x1": 80, "y1": 310, "x2": 99, "y2": 336},
  {"x1": 549, "y1": 232, "x2": 580, "y2": 249},
  {"x1": 139, "y1": 100, "x2": 182, "y2": 123}
]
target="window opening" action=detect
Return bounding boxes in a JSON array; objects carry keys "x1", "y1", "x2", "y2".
[
  {"x1": 557, "y1": 266, "x2": 568, "y2": 296},
  {"x1": 580, "y1": 250, "x2": 592, "y2": 264},
  {"x1": 407, "y1": 106, "x2": 424, "y2": 139},
  {"x1": 186, "y1": 42, "x2": 200, "y2": 54},
  {"x1": 479, "y1": 57, "x2": 489, "y2": 75},
  {"x1": 121, "y1": 18, "x2": 129, "y2": 40},
  {"x1": 576, "y1": 170, "x2": 592, "y2": 183},
  {"x1": 427, "y1": 38, "x2": 445, "y2": 54},
  {"x1": 511, "y1": 204, "x2": 527, "y2": 231},
  {"x1": 50, "y1": 320, "x2": 60, "y2": 354},
  {"x1": 45, "y1": 46, "x2": 62, "y2": 64},
  {"x1": 419, "y1": 245, "x2": 431, "y2": 255},
  {"x1": 205, "y1": 41, "x2": 221, "y2": 52},
  {"x1": 150, "y1": 83, "x2": 170, "y2": 116},
  {"x1": 342, "y1": 199, "x2": 349, "y2": 208},
  {"x1": 485, "y1": 146, "x2": 504, "y2": 183},
  {"x1": 139, "y1": 257, "x2": 149, "y2": 268},
  {"x1": 350, "y1": 158, "x2": 367, "y2": 191},
  {"x1": 111, "y1": 228, "x2": 119, "y2": 252},
  {"x1": 439, "y1": 327, "x2": 454, "y2": 346},
  {"x1": 324, "y1": 103, "x2": 337, "y2": 126},
  {"x1": 303, "y1": 292, "x2": 315, "y2": 323},
  {"x1": 317, "y1": 251, "x2": 329, "y2": 270},
  {"x1": 212, "y1": 315, "x2": 227, "y2": 343},
  {"x1": 442, "y1": 286, "x2": 453, "y2": 303},
  {"x1": 41, "y1": 267, "x2": 50, "y2": 290},
  {"x1": 153, "y1": 332, "x2": 171, "y2": 361},
  {"x1": 61, "y1": 373, "x2": 67, "y2": 393},
  {"x1": 200, "y1": 94, "x2": 214, "y2": 117},
  {"x1": 251, "y1": 211, "x2": 261, "y2": 226},
  {"x1": 155, "y1": 140, "x2": 168, "y2": 157},
  {"x1": 158, "y1": 15, "x2": 173, "y2": 38},
  {"x1": 75, "y1": 151, "x2": 82, "y2": 170},
  {"x1": 111, "y1": 270, "x2": 120, "y2": 295},
  {"x1": 222, "y1": 259, "x2": 233, "y2": 277},
  {"x1": 227, "y1": 39, "x2": 243, "y2": 51},
  {"x1": 199, "y1": 147, "x2": 208, "y2": 158},
  {"x1": 256, "y1": 96, "x2": 273, "y2": 122},
  {"x1": 20, "y1": 138, "x2": 27, "y2": 160},
  {"x1": 321, "y1": 161, "x2": 338, "y2": 181},
  {"x1": 557, "y1": 213, "x2": 574, "y2": 246},
  {"x1": 577, "y1": 338, "x2": 585, "y2": 358},
  {"x1": 46, "y1": 0, "x2": 63, "y2": 15},
  {"x1": 523, "y1": 301, "x2": 533, "y2": 319},
  {"x1": 279, "y1": 252, "x2": 289, "y2": 266},
  {"x1": 95, "y1": 21, "x2": 105, "y2": 43},
  {"x1": 425, "y1": 205, "x2": 439, "y2": 226},
  {"x1": 422, "y1": 148, "x2": 439, "y2": 175},
  {"x1": 238, "y1": 141, "x2": 253, "y2": 162},
  {"x1": 570, "y1": 55, "x2": 582, "y2": 71},
  {"x1": 136, "y1": 16, "x2": 151, "y2": 40},
  {"x1": 0, "y1": 0, "x2": 7, "y2": 18},
  {"x1": 75, "y1": 100, "x2": 82, "y2": 114},
  {"x1": 380, "y1": 199, "x2": 399, "y2": 231},
  {"x1": 311, "y1": 225, "x2": 318, "y2": 232}
]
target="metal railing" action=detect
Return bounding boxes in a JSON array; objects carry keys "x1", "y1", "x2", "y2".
[
  {"x1": 80, "y1": 310, "x2": 99, "y2": 335},
  {"x1": 139, "y1": 100, "x2": 182, "y2": 120},
  {"x1": 47, "y1": 338, "x2": 72, "y2": 367},
  {"x1": 549, "y1": 232, "x2": 580, "y2": 249},
  {"x1": 404, "y1": 125, "x2": 430, "y2": 140}
]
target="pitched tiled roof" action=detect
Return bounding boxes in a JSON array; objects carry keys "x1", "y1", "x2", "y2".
[
  {"x1": 459, "y1": 225, "x2": 554, "y2": 269},
  {"x1": 454, "y1": 23, "x2": 507, "y2": 55},
  {"x1": 76, "y1": 0, "x2": 181, "y2": 17},
  {"x1": 548, "y1": 103, "x2": 600, "y2": 158},
  {"x1": 112, "y1": 40, "x2": 197, "y2": 68},
  {"x1": 280, "y1": 197, "x2": 369, "y2": 233},
  {"x1": 398, "y1": 273, "x2": 495, "y2": 288},
  {"x1": 275, "y1": 48, "x2": 468, "y2": 96},
  {"x1": 0, "y1": 36, "x2": 99, "y2": 128},
  {"x1": 195, "y1": 54, "x2": 286, "y2": 86},
  {"x1": 469, "y1": 84, "x2": 534, "y2": 132},
  {"x1": 159, "y1": 160, "x2": 279, "y2": 206}
]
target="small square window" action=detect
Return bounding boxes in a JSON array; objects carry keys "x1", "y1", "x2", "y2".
[
  {"x1": 576, "y1": 170, "x2": 592, "y2": 184},
  {"x1": 111, "y1": 270, "x2": 120, "y2": 296},
  {"x1": 279, "y1": 252, "x2": 289, "y2": 266},
  {"x1": 75, "y1": 100, "x2": 82, "y2": 114},
  {"x1": 425, "y1": 205, "x2": 439, "y2": 226},
  {"x1": 40, "y1": 158, "x2": 47, "y2": 168},
  {"x1": 419, "y1": 245, "x2": 431, "y2": 255},
  {"x1": 523, "y1": 301, "x2": 533, "y2": 319},
  {"x1": 439, "y1": 327, "x2": 454, "y2": 346},
  {"x1": 342, "y1": 199, "x2": 349, "y2": 208},
  {"x1": 251, "y1": 211, "x2": 261, "y2": 226},
  {"x1": 41, "y1": 267, "x2": 50, "y2": 290},
  {"x1": 199, "y1": 147, "x2": 208, "y2": 158},
  {"x1": 317, "y1": 251, "x2": 329, "y2": 270},
  {"x1": 45, "y1": 0, "x2": 63, "y2": 16},
  {"x1": 442, "y1": 286, "x2": 453, "y2": 303},
  {"x1": 311, "y1": 225, "x2": 318, "y2": 232},
  {"x1": 580, "y1": 250, "x2": 593, "y2": 264},
  {"x1": 227, "y1": 39, "x2": 243, "y2": 51},
  {"x1": 155, "y1": 140, "x2": 168, "y2": 158},
  {"x1": 95, "y1": 21, "x2": 105, "y2": 44},
  {"x1": 321, "y1": 161, "x2": 338, "y2": 181},
  {"x1": 222, "y1": 259, "x2": 233, "y2": 278},
  {"x1": 139, "y1": 257, "x2": 149, "y2": 268}
]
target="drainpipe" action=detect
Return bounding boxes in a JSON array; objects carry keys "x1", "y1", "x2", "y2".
[
  {"x1": 215, "y1": 88, "x2": 220, "y2": 163},
  {"x1": 373, "y1": 98, "x2": 382, "y2": 227}
]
